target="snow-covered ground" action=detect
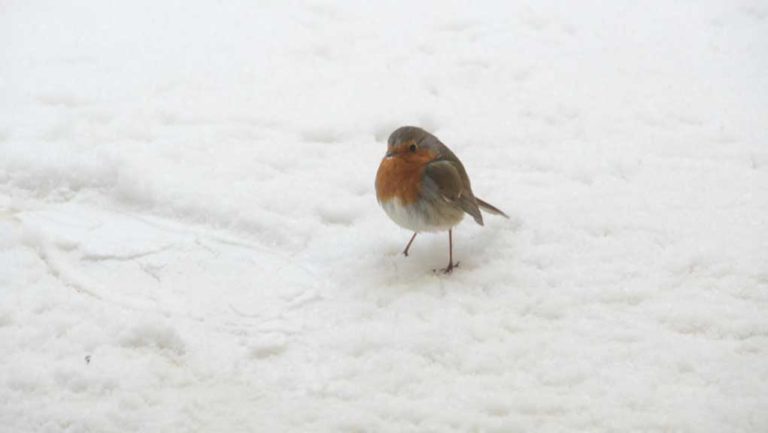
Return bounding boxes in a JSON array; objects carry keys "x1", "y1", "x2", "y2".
[{"x1": 1, "y1": 1, "x2": 767, "y2": 432}]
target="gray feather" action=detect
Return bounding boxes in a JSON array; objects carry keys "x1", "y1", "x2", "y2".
[
  {"x1": 476, "y1": 197, "x2": 509, "y2": 219},
  {"x1": 424, "y1": 160, "x2": 484, "y2": 226}
]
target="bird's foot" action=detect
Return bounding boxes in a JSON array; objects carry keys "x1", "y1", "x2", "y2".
[{"x1": 435, "y1": 262, "x2": 459, "y2": 274}]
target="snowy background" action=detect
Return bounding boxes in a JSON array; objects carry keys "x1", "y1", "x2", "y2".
[{"x1": 1, "y1": 1, "x2": 767, "y2": 432}]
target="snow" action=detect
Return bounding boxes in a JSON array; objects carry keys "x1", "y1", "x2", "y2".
[{"x1": 1, "y1": 0, "x2": 767, "y2": 432}]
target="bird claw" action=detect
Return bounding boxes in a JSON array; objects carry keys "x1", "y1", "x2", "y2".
[{"x1": 435, "y1": 262, "x2": 459, "y2": 274}]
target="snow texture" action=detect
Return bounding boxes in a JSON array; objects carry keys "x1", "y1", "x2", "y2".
[{"x1": 1, "y1": 1, "x2": 767, "y2": 432}]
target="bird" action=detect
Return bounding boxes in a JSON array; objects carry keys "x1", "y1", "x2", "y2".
[{"x1": 375, "y1": 126, "x2": 508, "y2": 273}]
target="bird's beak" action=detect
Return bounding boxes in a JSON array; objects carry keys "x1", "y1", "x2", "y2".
[{"x1": 385, "y1": 150, "x2": 395, "y2": 158}]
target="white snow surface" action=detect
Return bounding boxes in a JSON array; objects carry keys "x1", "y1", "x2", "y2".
[{"x1": 1, "y1": 1, "x2": 767, "y2": 432}]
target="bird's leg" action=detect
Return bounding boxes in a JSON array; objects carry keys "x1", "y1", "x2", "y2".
[
  {"x1": 402, "y1": 232, "x2": 418, "y2": 257},
  {"x1": 441, "y1": 229, "x2": 459, "y2": 273}
]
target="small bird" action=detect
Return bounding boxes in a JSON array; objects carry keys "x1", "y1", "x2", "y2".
[{"x1": 375, "y1": 126, "x2": 508, "y2": 273}]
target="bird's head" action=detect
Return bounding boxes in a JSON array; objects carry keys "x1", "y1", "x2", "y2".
[{"x1": 384, "y1": 126, "x2": 440, "y2": 162}]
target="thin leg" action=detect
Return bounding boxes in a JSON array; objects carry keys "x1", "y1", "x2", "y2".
[
  {"x1": 402, "y1": 232, "x2": 418, "y2": 257},
  {"x1": 442, "y1": 229, "x2": 459, "y2": 273}
]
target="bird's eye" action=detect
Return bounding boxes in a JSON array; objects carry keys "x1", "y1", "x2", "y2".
[{"x1": 409, "y1": 144, "x2": 417, "y2": 152}]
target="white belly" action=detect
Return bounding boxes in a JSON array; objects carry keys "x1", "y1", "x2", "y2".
[{"x1": 380, "y1": 197, "x2": 464, "y2": 232}]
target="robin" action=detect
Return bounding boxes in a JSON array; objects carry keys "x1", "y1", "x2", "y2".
[{"x1": 375, "y1": 126, "x2": 509, "y2": 273}]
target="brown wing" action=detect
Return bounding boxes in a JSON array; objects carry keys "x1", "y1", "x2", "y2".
[{"x1": 424, "y1": 160, "x2": 484, "y2": 226}]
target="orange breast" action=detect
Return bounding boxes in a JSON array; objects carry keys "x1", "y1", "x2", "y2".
[{"x1": 375, "y1": 151, "x2": 434, "y2": 205}]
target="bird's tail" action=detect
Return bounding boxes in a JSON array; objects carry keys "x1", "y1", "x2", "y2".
[{"x1": 476, "y1": 198, "x2": 509, "y2": 219}]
